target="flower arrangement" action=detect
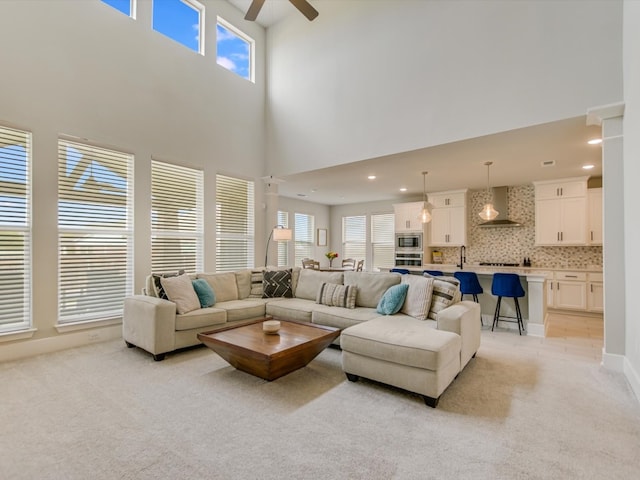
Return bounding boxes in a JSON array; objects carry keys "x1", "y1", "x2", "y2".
[{"x1": 325, "y1": 251, "x2": 339, "y2": 261}]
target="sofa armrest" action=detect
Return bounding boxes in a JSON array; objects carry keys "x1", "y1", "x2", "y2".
[
  {"x1": 436, "y1": 300, "x2": 481, "y2": 369},
  {"x1": 123, "y1": 295, "x2": 177, "y2": 356}
]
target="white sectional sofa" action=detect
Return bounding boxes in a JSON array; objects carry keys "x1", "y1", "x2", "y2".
[{"x1": 123, "y1": 267, "x2": 481, "y2": 405}]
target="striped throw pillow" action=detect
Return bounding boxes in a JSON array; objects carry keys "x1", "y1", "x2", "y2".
[
  {"x1": 428, "y1": 276, "x2": 460, "y2": 320},
  {"x1": 400, "y1": 274, "x2": 435, "y2": 320},
  {"x1": 316, "y1": 282, "x2": 358, "y2": 309}
]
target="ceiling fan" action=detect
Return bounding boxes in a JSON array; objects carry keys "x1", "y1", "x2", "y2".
[{"x1": 245, "y1": 0, "x2": 319, "y2": 22}]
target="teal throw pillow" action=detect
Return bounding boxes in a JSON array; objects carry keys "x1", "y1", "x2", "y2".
[
  {"x1": 192, "y1": 278, "x2": 216, "y2": 308},
  {"x1": 376, "y1": 283, "x2": 409, "y2": 315}
]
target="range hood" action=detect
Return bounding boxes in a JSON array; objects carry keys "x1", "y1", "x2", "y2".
[{"x1": 478, "y1": 186, "x2": 523, "y2": 227}]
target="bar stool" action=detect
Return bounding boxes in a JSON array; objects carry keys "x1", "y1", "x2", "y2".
[
  {"x1": 423, "y1": 270, "x2": 443, "y2": 276},
  {"x1": 453, "y1": 271, "x2": 483, "y2": 302},
  {"x1": 390, "y1": 268, "x2": 410, "y2": 274},
  {"x1": 491, "y1": 273, "x2": 525, "y2": 335}
]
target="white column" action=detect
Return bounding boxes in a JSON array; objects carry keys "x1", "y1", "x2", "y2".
[
  {"x1": 587, "y1": 103, "x2": 625, "y2": 371},
  {"x1": 525, "y1": 274, "x2": 547, "y2": 337}
]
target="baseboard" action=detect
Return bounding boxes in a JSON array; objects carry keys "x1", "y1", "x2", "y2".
[
  {"x1": 624, "y1": 358, "x2": 640, "y2": 404},
  {"x1": 0, "y1": 325, "x2": 122, "y2": 363},
  {"x1": 601, "y1": 349, "x2": 625, "y2": 371},
  {"x1": 526, "y1": 322, "x2": 545, "y2": 337}
]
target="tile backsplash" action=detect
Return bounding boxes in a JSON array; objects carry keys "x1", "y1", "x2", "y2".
[{"x1": 432, "y1": 185, "x2": 603, "y2": 269}]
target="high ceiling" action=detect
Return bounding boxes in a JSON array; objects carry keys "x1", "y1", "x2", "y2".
[
  {"x1": 227, "y1": 0, "x2": 303, "y2": 27},
  {"x1": 276, "y1": 117, "x2": 603, "y2": 205}
]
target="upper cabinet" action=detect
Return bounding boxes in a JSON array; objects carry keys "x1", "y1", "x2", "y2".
[
  {"x1": 393, "y1": 201, "x2": 424, "y2": 232},
  {"x1": 427, "y1": 190, "x2": 468, "y2": 246},
  {"x1": 533, "y1": 177, "x2": 588, "y2": 246},
  {"x1": 588, "y1": 187, "x2": 603, "y2": 245}
]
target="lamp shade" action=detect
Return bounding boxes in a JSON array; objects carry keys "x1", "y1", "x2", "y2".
[
  {"x1": 478, "y1": 202, "x2": 499, "y2": 221},
  {"x1": 420, "y1": 204, "x2": 431, "y2": 223},
  {"x1": 272, "y1": 227, "x2": 292, "y2": 241}
]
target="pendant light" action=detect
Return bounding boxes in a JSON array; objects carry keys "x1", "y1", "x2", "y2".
[
  {"x1": 419, "y1": 171, "x2": 431, "y2": 224},
  {"x1": 478, "y1": 161, "x2": 499, "y2": 221}
]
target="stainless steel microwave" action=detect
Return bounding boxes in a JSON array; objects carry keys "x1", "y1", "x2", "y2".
[{"x1": 395, "y1": 233, "x2": 422, "y2": 250}]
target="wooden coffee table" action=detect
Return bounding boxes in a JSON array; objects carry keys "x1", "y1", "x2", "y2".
[{"x1": 197, "y1": 318, "x2": 340, "y2": 381}]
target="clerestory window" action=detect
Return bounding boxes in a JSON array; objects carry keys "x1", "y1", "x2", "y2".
[{"x1": 217, "y1": 17, "x2": 254, "y2": 82}]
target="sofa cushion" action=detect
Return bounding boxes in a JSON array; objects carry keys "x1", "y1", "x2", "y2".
[
  {"x1": 214, "y1": 299, "x2": 266, "y2": 322},
  {"x1": 343, "y1": 271, "x2": 401, "y2": 308},
  {"x1": 192, "y1": 278, "x2": 216, "y2": 308},
  {"x1": 400, "y1": 275, "x2": 435, "y2": 320},
  {"x1": 311, "y1": 305, "x2": 381, "y2": 330},
  {"x1": 175, "y1": 307, "x2": 227, "y2": 331},
  {"x1": 160, "y1": 274, "x2": 201, "y2": 314},
  {"x1": 198, "y1": 272, "x2": 238, "y2": 302},
  {"x1": 235, "y1": 270, "x2": 252, "y2": 299},
  {"x1": 295, "y1": 269, "x2": 344, "y2": 301},
  {"x1": 428, "y1": 276, "x2": 461, "y2": 320},
  {"x1": 265, "y1": 298, "x2": 315, "y2": 322},
  {"x1": 340, "y1": 316, "x2": 461, "y2": 371},
  {"x1": 316, "y1": 282, "x2": 357, "y2": 309},
  {"x1": 263, "y1": 269, "x2": 293, "y2": 298},
  {"x1": 377, "y1": 283, "x2": 409, "y2": 315},
  {"x1": 150, "y1": 270, "x2": 185, "y2": 299}
]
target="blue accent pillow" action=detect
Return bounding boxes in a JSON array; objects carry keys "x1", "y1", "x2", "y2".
[
  {"x1": 376, "y1": 283, "x2": 409, "y2": 315},
  {"x1": 192, "y1": 278, "x2": 216, "y2": 308}
]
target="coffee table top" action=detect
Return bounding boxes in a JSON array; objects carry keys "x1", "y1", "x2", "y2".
[{"x1": 199, "y1": 318, "x2": 339, "y2": 357}]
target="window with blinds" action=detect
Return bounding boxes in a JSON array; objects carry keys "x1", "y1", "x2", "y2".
[
  {"x1": 371, "y1": 213, "x2": 395, "y2": 271},
  {"x1": 151, "y1": 160, "x2": 203, "y2": 273},
  {"x1": 294, "y1": 213, "x2": 314, "y2": 267},
  {"x1": 0, "y1": 126, "x2": 31, "y2": 333},
  {"x1": 342, "y1": 215, "x2": 367, "y2": 261},
  {"x1": 215, "y1": 174, "x2": 254, "y2": 272},
  {"x1": 277, "y1": 210, "x2": 289, "y2": 267},
  {"x1": 58, "y1": 140, "x2": 133, "y2": 324}
]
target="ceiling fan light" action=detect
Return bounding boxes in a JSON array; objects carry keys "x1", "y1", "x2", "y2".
[{"x1": 479, "y1": 203, "x2": 499, "y2": 221}]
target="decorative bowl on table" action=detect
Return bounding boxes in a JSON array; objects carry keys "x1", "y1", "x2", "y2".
[{"x1": 263, "y1": 320, "x2": 281, "y2": 334}]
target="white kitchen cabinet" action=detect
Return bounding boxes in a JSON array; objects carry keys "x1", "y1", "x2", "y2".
[
  {"x1": 588, "y1": 188, "x2": 603, "y2": 245},
  {"x1": 587, "y1": 272, "x2": 604, "y2": 312},
  {"x1": 393, "y1": 201, "x2": 424, "y2": 232},
  {"x1": 534, "y1": 178, "x2": 588, "y2": 246},
  {"x1": 547, "y1": 271, "x2": 588, "y2": 311},
  {"x1": 428, "y1": 190, "x2": 467, "y2": 246}
]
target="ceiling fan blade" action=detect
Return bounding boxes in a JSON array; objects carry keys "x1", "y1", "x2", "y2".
[
  {"x1": 289, "y1": 0, "x2": 319, "y2": 21},
  {"x1": 245, "y1": 0, "x2": 266, "y2": 21}
]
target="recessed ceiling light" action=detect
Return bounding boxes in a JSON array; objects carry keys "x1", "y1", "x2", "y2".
[
  {"x1": 582, "y1": 164, "x2": 595, "y2": 170},
  {"x1": 297, "y1": 193, "x2": 307, "y2": 197},
  {"x1": 367, "y1": 175, "x2": 376, "y2": 180},
  {"x1": 588, "y1": 138, "x2": 602, "y2": 145},
  {"x1": 310, "y1": 189, "x2": 317, "y2": 192},
  {"x1": 399, "y1": 187, "x2": 407, "y2": 192}
]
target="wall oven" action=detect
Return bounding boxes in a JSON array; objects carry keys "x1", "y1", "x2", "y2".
[
  {"x1": 395, "y1": 252, "x2": 424, "y2": 266},
  {"x1": 395, "y1": 233, "x2": 422, "y2": 250}
]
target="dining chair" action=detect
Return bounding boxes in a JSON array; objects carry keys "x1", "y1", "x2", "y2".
[
  {"x1": 355, "y1": 259, "x2": 364, "y2": 272},
  {"x1": 302, "y1": 259, "x2": 320, "y2": 269},
  {"x1": 341, "y1": 258, "x2": 356, "y2": 270}
]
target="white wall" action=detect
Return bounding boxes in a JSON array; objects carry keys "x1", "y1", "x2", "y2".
[
  {"x1": 0, "y1": 0, "x2": 266, "y2": 351},
  {"x1": 266, "y1": 0, "x2": 622, "y2": 177},
  {"x1": 623, "y1": 0, "x2": 640, "y2": 399}
]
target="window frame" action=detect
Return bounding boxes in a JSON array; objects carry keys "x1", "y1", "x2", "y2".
[
  {"x1": 153, "y1": 0, "x2": 205, "y2": 55},
  {"x1": 371, "y1": 212, "x2": 395, "y2": 271},
  {"x1": 101, "y1": 0, "x2": 136, "y2": 18},
  {"x1": 277, "y1": 210, "x2": 289, "y2": 268},
  {"x1": 294, "y1": 212, "x2": 314, "y2": 268},
  {"x1": 216, "y1": 16, "x2": 255, "y2": 83},
  {"x1": 342, "y1": 215, "x2": 367, "y2": 263}
]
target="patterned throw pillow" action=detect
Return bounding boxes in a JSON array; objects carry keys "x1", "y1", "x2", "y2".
[
  {"x1": 376, "y1": 283, "x2": 409, "y2": 315},
  {"x1": 262, "y1": 269, "x2": 293, "y2": 298},
  {"x1": 428, "y1": 276, "x2": 461, "y2": 320},
  {"x1": 316, "y1": 282, "x2": 358, "y2": 309},
  {"x1": 249, "y1": 269, "x2": 264, "y2": 298},
  {"x1": 400, "y1": 274, "x2": 435, "y2": 320},
  {"x1": 152, "y1": 270, "x2": 186, "y2": 299}
]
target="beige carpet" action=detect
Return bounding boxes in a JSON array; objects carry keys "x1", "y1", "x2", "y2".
[{"x1": 1, "y1": 329, "x2": 639, "y2": 480}]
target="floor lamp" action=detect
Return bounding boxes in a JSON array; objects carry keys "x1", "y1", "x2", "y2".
[{"x1": 264, "y1": 225, "x2": 292, "y2": 267}]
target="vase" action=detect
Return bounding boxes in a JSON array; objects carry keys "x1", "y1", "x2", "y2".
[{"x1": 329, "y1": 259, "x2": 333, "y2": 267}]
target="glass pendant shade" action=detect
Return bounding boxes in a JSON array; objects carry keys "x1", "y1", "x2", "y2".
[
  {"x1": 420, "y1": 171, "x2": 431, "y2": 224},
  {"x1": 478, "y1": 202, "x2": 499, "y2": 221},
  {"x1": 478, "y1": 161, "x2": 499, "y2": 221}
]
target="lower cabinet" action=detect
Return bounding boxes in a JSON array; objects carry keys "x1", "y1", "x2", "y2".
[
  {"x1": 587, "y1": 272, "x2": 604, "y2": 313},
  {"x1": 546, "y1": 271, "x2": 603, "y2": 313}
]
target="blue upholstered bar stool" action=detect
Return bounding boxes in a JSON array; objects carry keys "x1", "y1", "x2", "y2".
[
  {"x1": 491, "y1": 273, "x2": 525, "y2": 335},
  {"x1": 423, "y1": 270, "x2": 444, "y2": 276},
  {"x1": 453, "y1": 271, "x2": 483, "y2": 303},
  {"x1": 390, "y1": 268, "x2": 410, "y2": 274}
]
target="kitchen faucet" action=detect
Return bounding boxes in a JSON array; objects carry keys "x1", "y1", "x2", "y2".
[{"x1": 458, "y1": 245, "x2": 466, "y2": 269}]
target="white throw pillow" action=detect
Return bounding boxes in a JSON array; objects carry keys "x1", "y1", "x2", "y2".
[
  {"x1": 160, "y1": 274, "x2": 201, "y2": 314},
  {"x1": 400, "y1": 275, "x2": 435, "y2": 321}
]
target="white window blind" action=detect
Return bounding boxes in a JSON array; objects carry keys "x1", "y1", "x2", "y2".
[
  {"x1": 294, "y1": 213, "x2": 314, "y2": 267},
  {"x1": 343, "y1": 215, "x2": 366, "y2": 261},
  {"x1": 216, "y1": 174, "x2": 254, "y2": 272},
  {"x1": 58, "y1": 140, "x2": 133, "y2": 324},
  {"x1": 0, "y1": 126, "x2": 31, "y2": 332},
  {"x1": 372, "y1": 213, "x2": 395, "y2": 271},
  {"x1": 277, "y1": 210, "x2": 289, "y2": 267},
  {"x1": 151, "y1": 160, "x2": 203, "y2": 273}
]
